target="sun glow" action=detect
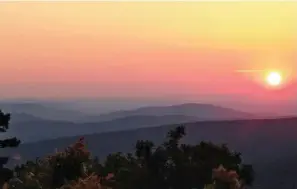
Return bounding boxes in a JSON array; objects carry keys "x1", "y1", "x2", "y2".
[{"x1": 266, "y1": 72, "x2": 282, "y2": 86}]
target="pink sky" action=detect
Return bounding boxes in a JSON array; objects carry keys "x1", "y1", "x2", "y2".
[{"x1": 0, "y1": 2, "x2": 296, "y2": 102}]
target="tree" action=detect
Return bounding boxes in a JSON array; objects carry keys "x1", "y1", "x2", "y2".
[
  {"x1": 9, "y1": 125, "x2": 254, "y2": 189},
  {"x1": 10, "y1": 137, "x2": 113, "y2": 189},
  {"x1": 0, "y1": 110, "x2": 21, "y2": 187},
  {"x1": 101, "y1": 126, "x2": 254, "y2": 189}
]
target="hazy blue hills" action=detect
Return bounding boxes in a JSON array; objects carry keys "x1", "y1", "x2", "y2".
[
  {"x1": 0, "y1": 102, "x2": 255, "y2": 123},
  {"x1": 82, "y1": 103, "x2": 255, "y2": 122},
  {"x1": 9, "y1": 113, "x2": 45, "y2": 123},
  {"x1": 0, "y1": 102, "x2": 88, "y2": 122},
  {"x1": 2, "y1": 117, "x2": 297, "y2": 189},
  {"x1": 2, "y1": 103, "x2": 257, "y2": 142},
  {"x1": 6, "y1": 115, "x2": 202, "y2": 142}
]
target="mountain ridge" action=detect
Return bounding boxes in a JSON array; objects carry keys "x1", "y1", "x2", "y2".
[
  {"x1": 1, "y1": 103, "x2": 257, "y2": 143},
  {"x1": 84, "y1": 103, "x2": 255, "y2": 122}
]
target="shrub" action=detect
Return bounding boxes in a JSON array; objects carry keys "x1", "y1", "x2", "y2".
[{"x1": 9, "y1": 126, "x2": 254, "y2": 189}]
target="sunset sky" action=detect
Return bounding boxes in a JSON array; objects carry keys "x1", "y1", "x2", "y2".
[{"x1": 0, "y1": 2, "x2": 296, "y2": 102}]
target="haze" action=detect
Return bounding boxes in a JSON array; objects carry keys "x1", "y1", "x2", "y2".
[{"x1": 0, "y1": 2, "x2": 296, "y2": 107}]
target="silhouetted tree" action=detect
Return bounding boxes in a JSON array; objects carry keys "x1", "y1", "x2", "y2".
[
  {"x1": 11, "y1": 137, "x2": 113, "y2": 189},
  {"x1": 10, "y1": 126, "x2": 254, "y2": 189},
  {"x1": 101, "y1": 126, "x2": 254, "y2": 189},
  {"x1": 0, "y1": 110, "x2": 21, "y2": 187}
]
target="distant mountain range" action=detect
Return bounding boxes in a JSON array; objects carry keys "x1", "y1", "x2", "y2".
[
  {"x1": 1, "y1": 103, "x2": 257, "y2": 142},
  {"x1": 2, "y1": 117, "x2": 297, "y2": 189},
  {"x1": 1, "y1": 102, "x2": 255, "y2": 122},
  {"x1": 85, "y1": 103, "x2": 255, "y2": 122},
  {"x1": 6, "y1": 115, "x2": 200, "y2": 142},
  {"x1": 0, "y1": 102, "x2": 88, "y2": 122}
]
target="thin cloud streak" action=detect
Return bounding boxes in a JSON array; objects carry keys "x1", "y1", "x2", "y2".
[{"x1": 235, "y1": 70, "x2": 266, "y2": 73}]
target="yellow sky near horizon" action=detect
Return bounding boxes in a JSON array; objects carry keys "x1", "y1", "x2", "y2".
[{"x1": 0, "y1": 2, "x2": 296, "y2": 99}]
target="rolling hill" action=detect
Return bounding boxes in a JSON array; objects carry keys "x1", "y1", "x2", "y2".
[
  {"x1": 84, "y1": 103, "x2": 255, "y2": 122},
  {"x1": 1, "y1": 103, "x2": 256, "y2": 143},
  {"x1": 1, "y1": 102, "x2": 255, "y2": 123},
  {"x1": 0, "y1": 102, "x2": 88, "y2": 122},
  {"x1": 6, "y1": 115, "x2": 202, "y2": 143}
]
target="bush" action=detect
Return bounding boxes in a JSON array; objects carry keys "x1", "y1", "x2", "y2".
[{"x1": 9, "y1": 126, "x2": 254, "y2": 189}]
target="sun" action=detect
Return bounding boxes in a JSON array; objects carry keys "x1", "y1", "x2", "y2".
[{"x1": 266, "y1": 72, "x2": 282, "y2": 86}]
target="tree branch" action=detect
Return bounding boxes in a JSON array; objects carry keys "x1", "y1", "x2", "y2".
[{"x1": 0, "y1": 137, "x2": 21, "y2": 148}]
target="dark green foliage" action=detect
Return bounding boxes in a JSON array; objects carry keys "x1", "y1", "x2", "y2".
[
  {"x1": 0, "y1": 110, "x2": 10, "y2": 131},
  {"x1": 0, "y1": 137, "x2": 21, "y2": 148},
  {"x1": 11, "y1": 137, "x2": 92, "y2": 189},
  {"x1": 239, "y1": 164, "x2": 254, "y2": 185},
  {"x1": 51, "y1": 139, "x2": 90, "y2": 187},
  {"x1": 0, "y1": 110, "x2": 21, "y2": 148},
  {"x1": 0, "y1": 167, "x2": 14, "y2": 185},
  {"x1": 100, "y1": 126, "x2": 254, "y2": 189},
  {"x1": 9, "y1": 125, "x2": 254, "y2": 189},
  {"x1": 0, "y1": 110, "x2": 21, "y2": 187}
]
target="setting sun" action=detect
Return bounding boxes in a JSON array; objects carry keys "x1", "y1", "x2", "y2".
[{"x1": 266, "y1": 72, "x2": 282, "y2": 86}]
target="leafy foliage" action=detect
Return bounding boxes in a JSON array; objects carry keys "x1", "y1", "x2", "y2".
[
  {"x1": 0, "y1": 110, "x2": 11, "y2": 131},
  {"x1": 7, "y1": 125, "x2": 253, "y2": 189},
  {"x1": 0, "y1": 110, "x2": 21, "y2": 187},
  {"x1": 100, "y1": 126, "x2": 254, "y2": 189},
  {"x1": 10, "y1": 138, "x2": 113, "y2": 189}
]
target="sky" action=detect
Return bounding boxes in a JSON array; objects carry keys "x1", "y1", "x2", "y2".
[{"x1": 0, "y1": 2, "x2": 296, "y2": 103}]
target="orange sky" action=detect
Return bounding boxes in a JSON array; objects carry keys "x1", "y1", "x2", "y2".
[{"x1": 0, "y1": 2, "x2": 296, "y2": 100}]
